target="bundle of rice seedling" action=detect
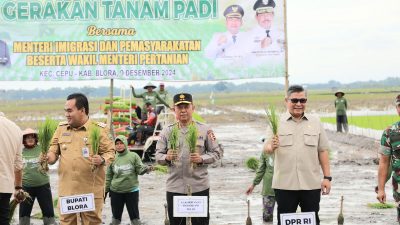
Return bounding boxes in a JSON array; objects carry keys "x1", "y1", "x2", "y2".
[
  {"x1": 265, "y1": 104, "x2": 279, "y2": 135},
  {"x1": 90, "y1": 124, "x2": 101, "y2": 172},
  {"x1": 9, "y1": 191, "x2": 32, "y2": 223},
  {"x1": 367, "y1": 202, "x2": 395, "y2": 209},
  {"x1": 38, "y1": 118, "x2": 58, "y2": 174},
  {"x1": 154, "y1": 164, "x2": 168, "y2": 175},
  {"x1": 245, "y1": 157, "x2": 259, "y2": 172},
  {"x1": 186, "y1": 123, "x2": 198, "y2": 171},
  {"x1": 168, "y1": 124, "x2": 180, "y2": 166}
]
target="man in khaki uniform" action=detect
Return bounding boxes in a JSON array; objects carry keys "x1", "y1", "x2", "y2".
[
  {"x1": 264, "y1": 85, "x2": 331, "y2": 225},
  {"x1": 47, "y1": 93, "x2": 115, "y2": 225},
  {"x1": 155, "y1": 93, "x2": 223, "y2": 225}
]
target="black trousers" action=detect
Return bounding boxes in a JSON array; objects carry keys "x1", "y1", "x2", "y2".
[
  {"x1": 275, "y1": 189, "x2": 321, "y2": 225},
  {"x1": 19, "y1": 183, "x2": 55, "y2": 218},
  {"x1": 166, "y1": 189, "x2": 210, "y2": 225},
  {"x1": 110, "y1": 190, "x2": 140, "y2": 221},
  {"x1": 336, "y1": 114, "x2": 348, "y2": 133},
  {"x1": 0, "y1": 193, "x2": 12, "y2": 225}
]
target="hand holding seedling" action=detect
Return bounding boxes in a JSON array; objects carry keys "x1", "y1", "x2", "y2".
[
  {"x1": 46, "y1": 152, "x2": 57, "y2": 164},
  {"x1": 166, "y1": 149, "x2": 178, "y2": 161},
  {"x1": 90, "y1": 155, "x2": 104, "y2": 166},
  {"x1": 190, "y1": 152, "x2": 203, "y2": 164},
  {"x1": 377, "y1": 189, "x2": 386, "y2": 203},
  {"x1": 264, "y1": 135, "x2": 279, "y2": 154}
]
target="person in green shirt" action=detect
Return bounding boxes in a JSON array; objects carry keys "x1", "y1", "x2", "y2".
[
  {"x1": 19, "y1": 128, "x2": 56, "y2": 225},
  {"x1": 105, "y1": 135, "x2": 153, "y2": 225},
  {"x1": 130, "y1": 82, "x2": 170, "y2": 120},
  {"x1": 246, "y1": 151, "x2": 275, "y2": 223},
  {"x1": 156, "y1": 83, "x2": 169, "y2": 114},
  {"x1": 334, "y1": 90, "x2": 348, "y2": 133}
]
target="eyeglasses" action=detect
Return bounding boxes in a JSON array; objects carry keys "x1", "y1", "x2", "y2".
[{"x1": 289, "y1": 98, "x2": 307, "y2": 104}]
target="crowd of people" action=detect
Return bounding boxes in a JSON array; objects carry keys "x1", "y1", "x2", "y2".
[{"x1": 1, "y1": 85, "x2": 399, "y2": 225}]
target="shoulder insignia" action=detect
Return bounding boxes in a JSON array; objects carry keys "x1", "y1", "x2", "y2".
[
  {"x1": 59, "y1": 121, "x2": 68, "y2": 126},
  {"x1": 95, "y1": 121, "x2": 107, "y2": 128},
  {"x1": 207, "y1": 130, "x2": 216, "y2": 142}
]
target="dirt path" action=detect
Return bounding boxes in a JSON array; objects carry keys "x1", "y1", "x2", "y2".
[{"x1": 19, "y1": 121, "x2": 398, "y2": 225}]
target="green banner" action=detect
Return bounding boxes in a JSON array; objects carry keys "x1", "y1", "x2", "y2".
[{"x1": 0, "y1": 0, "x2": 286, "y2": 81}]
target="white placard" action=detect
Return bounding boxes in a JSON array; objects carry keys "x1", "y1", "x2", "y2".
[
  {"x1": 60, "y1": 193, "x2": 95, "y2": 215},
  {"x1": 280, "y1": 212, "x2": 316, "y2": 225},
  {"x1": 173, "y1": 196, "x2": 208, "y2": 217}
]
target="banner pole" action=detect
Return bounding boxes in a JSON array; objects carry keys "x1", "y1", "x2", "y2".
[
  {"x1": 109, "y1": 79, "x2": 115, "y2": 139},
  {"x1": 283, "y1": 0, "x2": 289, "y2": 93}
]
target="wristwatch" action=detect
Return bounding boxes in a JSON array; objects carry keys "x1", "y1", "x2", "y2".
[{"x1": 323, "y1": 176, "x2": 332, "y2": 181}]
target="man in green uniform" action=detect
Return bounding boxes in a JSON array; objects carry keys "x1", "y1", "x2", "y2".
[
  {"x1": 156, "y1": 83, "x2": 169, "y2": 114},
  {"x1": 334, "y1": 90, "x2": 348, "y2": 133},
  {"x1": 155, "y1": 93, "x2": 223, "y2": 225},
  {"x1": 131, "y1": 82, "x2": 170, "y2": 120},
  {"x1": 47, "y1": 93, "x2": 115, "y2": 225},
  {"x1": 377, "y1": 94, "x2": 400, "y2": 223}
]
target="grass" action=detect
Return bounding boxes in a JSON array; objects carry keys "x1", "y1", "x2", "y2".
[
  {"x1": 367, "y1": 202, "x2": 396, "y2": 209},
  {"x1": 321, "y1": 115, "x2": 399, "y2": 130}
]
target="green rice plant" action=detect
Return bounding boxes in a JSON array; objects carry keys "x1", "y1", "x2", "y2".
[
  {"x1": 245, "y1": 157, "x2": 260, "y2": 172},
  {"x1": 37, "y1": 117, "x2": 58, "y2": 174},
  {"x1": 168, "y1": 124, "x2": 180, "y2": 166},
  {"x1": 9, "y1": 191, "x2": 32, "y2": 223},
  {"x1": 90, "y1": 124, "x2": 101, "y2": 172},
  {"x1": 186, "y1": 123, "x2": 198, "y2": 172},
  {"x1": 367, "y1": 202, "x2": 395, "y2": 209},
  {"x1": 154, "y1": 164, "x2": 168, "y2": 175},
  {"x1": 265, "y1": 104, "x2": 279, "y2": 135},
  {"x1": 186, "y1": 123, "x2": 198, "y2": 154}
]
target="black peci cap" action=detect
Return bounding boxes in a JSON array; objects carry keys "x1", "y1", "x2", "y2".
[{"x1": 173, "y1": 93, "x2": 193, "y2": 105}]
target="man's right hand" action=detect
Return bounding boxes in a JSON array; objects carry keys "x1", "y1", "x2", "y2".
[
  {"x1": 245, "y1": 184, "x2": 255, "y2": 195},
  {"x1": 46, "y1": 152, "x2": 57, "y2": 164},
  {"x1": 166, "y1": 149, "x2": 178, "y2": 161},
  {"x1": 264, "y1": 135, "x2": 280, "y2": 153},
  {"x1": 377, "y1": 189, "x2": 386, "y2": 203}
]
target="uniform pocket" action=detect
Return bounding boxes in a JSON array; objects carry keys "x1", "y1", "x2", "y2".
[
  {"x1": 304, "y1": 131, "x2": 318, "y2": 146},
  {"x1": 279, "y1": 132, "x2": 293, "y2": 146}
]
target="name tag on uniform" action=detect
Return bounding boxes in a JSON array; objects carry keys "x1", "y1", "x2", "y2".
[
  {"x1": 60, "y1": 193, "x2": 95, "y2": 214},
  {"x1": 173, "y1": 196, "x2": 207, "y2": 217},
  {"x1": 82, "y1": 147, "x2": 89, "y2": 158}
]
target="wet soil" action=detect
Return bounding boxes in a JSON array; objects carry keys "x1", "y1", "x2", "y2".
[{"x1": 17, "y1": 120, "x2": 398, "y2": 225}]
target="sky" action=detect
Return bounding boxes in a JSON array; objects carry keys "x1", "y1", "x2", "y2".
[{"x1": 0, "y1": 0, "x2": 399, "y2": 90}]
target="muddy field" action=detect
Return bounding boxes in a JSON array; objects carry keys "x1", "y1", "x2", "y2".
[{"x1": 15, "y1": 118, "x2": 400, "y2": 225}]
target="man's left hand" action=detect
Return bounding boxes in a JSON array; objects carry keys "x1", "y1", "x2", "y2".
[
  {"x1": 321, "y1": 179, "x2": 331, "y2": 195},
  {"x1": 190, "y1": 152, "x2": 203, "y2": 164},
  {"x1": 90, "y1": 155, "x2": 104, "y2": 166}
]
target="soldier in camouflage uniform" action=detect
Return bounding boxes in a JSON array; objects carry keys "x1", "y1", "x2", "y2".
[{"x1": 377, "y1": 94, "x2": 400, "y2": 223}]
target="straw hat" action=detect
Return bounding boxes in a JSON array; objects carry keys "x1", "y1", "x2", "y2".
[{"x1": 334, "y1": 90, "x2": 345, "y2": 97}]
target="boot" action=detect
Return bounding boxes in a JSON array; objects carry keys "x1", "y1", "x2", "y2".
[
  {"x1": 131, "y1": 219, "x2": 142, "y2": 225},
  {"x1": 43, "y1": 217, "x2": 57, "y2": 225},
  {"x1": 19, "y1": 216, "x2": 30, "y2": 225},
  {"x1": 109, "y1": 218, "x2": 121, "y2": 225}
]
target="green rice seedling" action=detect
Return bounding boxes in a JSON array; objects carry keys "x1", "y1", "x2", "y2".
[
  {"x1": 90, "y1": 124, "x2": 101, "y2": 172},
  {"x1": 154, "y1": 164, "x2": 168, "y2": 175},
  {"x1": 9, "y1": 191, "x2": 32, "y2": 223},
  {"x1": 186, "y1": 123, "x2": 198, "y2": 171},
  {"x1": 367, "y1": 202, "x2": 395, "y2": 209},
  {"x1": 245, "y1": 157, "x2": 259, "y2": 172},
  {"x1": 265, "y1": 104, "x2": 279, "y2": 135},
  {"x1": 168, "y1": 124, "x2": 180, "y2": 166},
  {"x1": 38, "y1": 118, "x2": 58, "y2": 174}
]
